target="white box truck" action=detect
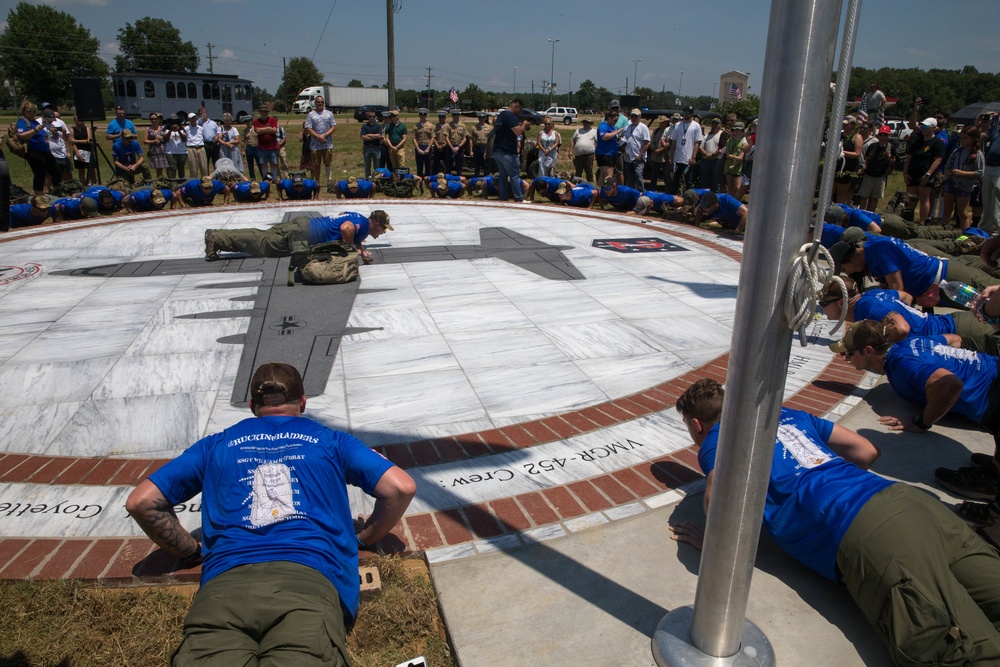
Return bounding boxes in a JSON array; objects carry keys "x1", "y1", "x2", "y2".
[{"x1": 292, "y1": 86, "x2": 389, "y2": 114}]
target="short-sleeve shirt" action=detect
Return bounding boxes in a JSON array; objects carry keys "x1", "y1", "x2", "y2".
[
  {"x1": 308, "y1": 212, "x2": 371, "y2": 246},
  {"x1": 640, "y1": 191, "x2": 679, "y2": 212},
  {"x1": 385, "y1": 121, "x2": 407, "y2": 146},
  {"x1": 863, "y1": 236, "x2": 943, "y2": 296},
  {"x1": 854, "y1": 289, "x2": 956, "y2": 337},
  {"x1": 185, "y1": 124, "x2": 205, "y2": 147},
  {"x1": 305, "y1": 109, "x2": 336, "y2": 151},
  {"x1": 180, "y1": 179, "x2": 226, "y2": 204},
  {"x1": 278, "y1": 179, "x2": 320, "y2": 200},
  {"x1": 446, "y1": 122, "x2": 466, "y2": 147},
  {"x1": 232, "y1": 181, "x2": 271, "y2": 202},
  {"x1": 837, "y1": 204, "x2": 881, "y2": 231},
  {"x1": 595, "y1": 122, "x2": 620, "y2": 157},
  {"x1": 412, "y1": 121, "x2": 435, "y2": 145},
  {"x1": 335, "y1": 180, "x2": 375, "y2": 198},
  {"x1": 707, "y1": 193, "x2": 745, "y2": 229},
  {"x1": 9, "y1": 203, "x2": 51, "y2": 228},
  {"x1": 884, "y1": 335, "x2": 999, "y2": 423},
  {"x1": 112, "y1": 139, "x2": 143, "y2": 166},
  {"x1": 623, "y1": 121, "x2": 651, "y2": 162},
  {"x1": 532, "y1": 177, "x2": 564, "y2": 196},
  {"x1": 53, "y1": 197, "x2": 89, "y2": 220},
  {"x1": 906, "y1": 133, "x2": 945, "y2": 179},
  {"x1": 471, "y1": 123, "x2": 491, "y2": 148},
  {"x1": 360, "y1": 121, "x2": 383, "y2": 147},
  {"x1": 17, "y1": 118, "x2": 49, "y2": 152},
  {"x1": 82, "y1": 186, "x2": 124, "y2": 213},
  {"x1": 564, "y1": 185, "x2": 595, "y2": 207},
  {"x1": 572, "y1": 127, "x2": 598, "y2": 156},
  {"x1": 670, "y1": 120, "x2": 704, "y2": 163},
  {"x1": 105, "y1": 118, "x2": 136, "y2": 138},
  {"x1": 493, "y1": 109, "x2": 521, "y2": 155},
  {"x1": 698, "y1": 408, "x2": 893, "y2": 581},
  {"x1": 599, "y1": 186, "x2": 641, "y2": 209},
  {"x1": 254, "y1": 117, "x2": 280, "y2": 151},
  {"x1": 200, "y1": 118, "x2": 219, "y2": 143},
  {"x1": 148, "y1": 414, "x2": 394, "y2": 621},
  {"x1": 430, "y1": 180, "x2": 463, "y2": 198},
  {"x1": 126, "y1": 188, "x2": 174, "y2": 212}
]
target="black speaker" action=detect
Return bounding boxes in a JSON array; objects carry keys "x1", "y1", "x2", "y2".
[{"x1": 71, "y1": 77, "x2": 106, "y2": 122}]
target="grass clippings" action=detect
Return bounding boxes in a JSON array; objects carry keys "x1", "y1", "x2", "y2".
[{"x1": 0, "y1": 555, "x2": 454, "y2": 667}]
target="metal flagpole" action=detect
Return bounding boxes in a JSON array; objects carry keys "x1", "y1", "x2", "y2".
[{"x1": 652, "y1": 0, "x2": 846, "y2": 664}]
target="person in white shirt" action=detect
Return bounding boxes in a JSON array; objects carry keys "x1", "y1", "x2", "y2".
[
  {"x1": 623, "y1": 109, "x2": 651, "y2": 191},
  {"x1": 303, "y1": 95, "x2": 337, "y2": 188},
  {"x1": 668, "y1": 106, "x2": 704, "y2": 194},
  {"x1": 698, "y1": 118, "x2": 724, "y2": 192},
  {"x1": 185, "y1": 112, "x2": 208, "y2": 178},
  {"x1": 570, "y1": 118, "x2": 598, "y2": 182}
]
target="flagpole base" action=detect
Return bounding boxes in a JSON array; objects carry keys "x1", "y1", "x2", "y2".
[{"x1": 652, "y1": 606, "x2": 775, "y2": 667}]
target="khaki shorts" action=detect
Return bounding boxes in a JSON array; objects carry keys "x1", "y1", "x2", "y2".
[
  {"x1": 313, "y1": 149, "x2": 333, "y2": 166},
  {"x1": 857, "y1": 174, "x2": 887, "y2": 199}
]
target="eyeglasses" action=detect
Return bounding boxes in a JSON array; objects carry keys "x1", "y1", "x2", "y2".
[{"x1": 818, "y1": 297, "x2": 841, "y2": 308}]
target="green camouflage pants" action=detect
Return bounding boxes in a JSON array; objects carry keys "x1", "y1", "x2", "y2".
[{"x1": 210, "y1": 215, "x2": 312, "y2": 257}]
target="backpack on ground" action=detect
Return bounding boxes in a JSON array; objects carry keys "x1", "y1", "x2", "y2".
[{"x1": 290, "y1": 240, "x2": 360, "y2": 285}]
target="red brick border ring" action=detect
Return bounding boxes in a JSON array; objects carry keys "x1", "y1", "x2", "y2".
[{"x1": 0, "y1": 204, "x2": 867, "y2": 582}]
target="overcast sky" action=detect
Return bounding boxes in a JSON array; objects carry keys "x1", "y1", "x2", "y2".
[{"x1": 15, "y1": 0, "x2": 997, "y2": 100}]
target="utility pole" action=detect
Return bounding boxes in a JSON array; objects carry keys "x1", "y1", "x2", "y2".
[
  {"x1": 547, "y1": 37, "x2": 560, "y2": 109},
  {"x1": 206, "y1": 43, "x2": 215, "y2": 74},
  {"x1": 386, "y1": 0, "x2": 397, "y2": 110},
  {"x1": 568, "y1": 71, "x2": 572, "y2": 105},
  {"x1": 425, "y1": 67, "x2": 433, "y2": 107}
]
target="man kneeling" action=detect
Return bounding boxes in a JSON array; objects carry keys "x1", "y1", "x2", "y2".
[
  {"x1": 671, "y1": 378, "x2": 1000, "y2": 666},
  {"x1": 126, "y1": 362, "x2": 416, "y2": 665}
]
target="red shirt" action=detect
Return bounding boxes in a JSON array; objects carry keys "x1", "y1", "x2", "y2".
[{"x1": 254, "y1": 116, "x2": 279, "y2": 150}]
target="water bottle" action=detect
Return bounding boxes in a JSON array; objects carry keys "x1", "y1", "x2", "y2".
[{"x1": 939, "y1": 279, "x2": 981, "y2": 308}]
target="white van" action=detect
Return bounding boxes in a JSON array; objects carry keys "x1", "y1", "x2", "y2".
[{"x1": 543, "y1": 107, "x2": 579, "y2": 125}]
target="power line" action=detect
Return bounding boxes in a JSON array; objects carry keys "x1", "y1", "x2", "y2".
[{"x1": 310, "y1": 0, "x2": 340, "y2": 62}]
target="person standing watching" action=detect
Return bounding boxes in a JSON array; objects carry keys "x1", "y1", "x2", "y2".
[
  {"x1": 360, "y1": 111, "x2": 383, "y2": 180},
  {"x1": 570, "y1": 117, "x2": 597, "y2": 183},
  {"x1": 493, "y1": 98, "x2": 531, "y2": 202},
  {"x1": 16, "y1": 101, "x2": 60, "y2": 195},
  {"x1": 668, "y1": 106, "x2": 703, "y2": 195},
  {"x1": 470, "y1": 112, "x2": 492, "y2": 177},
  {"x1": 698, "y1": 118, "x2": 724, "y2": 193},
  {"x1": 199, "y1": 107, "x2": 221, "y2": 169},
  {"x1": 411, "y1": 109, "x2": 434, "y2": 179},
  {"x1": 127, "y1": 362, "x2": 415, "y2": 666},
  {"x1": 304, "y1": 95, "x2": 336, "y2": 189},
  {"x1": 254, "y1": 106, "x2": 280, "y2": 180},
  {"x1": 164, "y1": 116, "x2": 189, "y2": 180},
  {"x1": 105, "y1": 105, "x2": 136, "y2": 143},
  {"x1": 979, "y1": 112, "x2": 1000, "y2": 234},
  {"x1": 185, "y1": 112, "x2": 209, "y2": 178},
  {"x1": 904, "y1": 117, "x2": 946, "y2": 225},
  {"x1": 384, "y1": 110, "x2": 408, "y2": 171},
  {"x1": 595, "y1": 110, "x2": 623, "y2": 188},
  {"x1": 622, "y1": 109, "x2": 650, "y2": 191}
]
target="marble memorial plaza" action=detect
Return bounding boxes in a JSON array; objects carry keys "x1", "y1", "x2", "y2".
[{"x1": 0, "y1": 201, "x2": 871, "y2": 577}]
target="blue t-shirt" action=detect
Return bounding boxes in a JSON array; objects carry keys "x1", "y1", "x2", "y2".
[
  {"x1": 112, "y1": 139, "x2": 143, "y2": 167},
  {"x1": 820, "y1": 223, "x2": 845, "y2": 248},
  {"x1": 9, "y1": 203, "x2": 51, "y2": 228},
  {"x1": 471, "y1": 175, "x2": 498, "y2": 196},
  {"x1": 127, "y1": 188, "x2": 173, "y2": 212},
  {"x1": 854, "y1": 289, "x2": 956, "y2": 337},
  {"x1": 640, "y1": 191, "x2": 679, "y2": 212},
  {"x1": 430, "y1": 180, "x2": 463, "y2": 198},
  {"x1": 884, "y1": 335, "x2": 999, "y2": 423},
  {"x1": 148, "y1": 415, "x2": 394, "y2": 621},
  {"x1": 595, "y1": 122, "x2": 619, "y2": 157},
  {"x1": 308, "y1": 212, "x2": 371, "y2": 246},
  {"x1": 493, "y1": 109, "x2": 520, "y2": 155},
  {"x1": 698, "y1": 409, "x2": 893, "y2": 581},
  {"x1": 17, "y1": 118, "x2": 50, "y2": 152},
  {"x1": 564, "y1": 185, "x2": 595, "y2": 207},
  {"x1": 105, "y1": 118, "x2": 136, "y2": 138},
  {"x1": 81, "y1": 186, "x2": 125, "y2": 213},
  {"x1": 863, "y1": 236, "x2": 943, "y2": 296},
  {"x1": 599, "y1": 185, "x2": 641, "y2": 209},
  {"x1": 279, "y1": 179, "x2": 320, "y2": 200},
  {"x1": 335, "y1": 180, "x2": 375, "y2": 198},
  {"x1": 532, "y1": 177, "x2": 564, "y2": 196},
  {"x1": 53, "y1": 197, "x2": 90, "y2": 220},
  {"x1": 837, "y1": 204, "x2": 881, "y2": 231},
  {"x1": 232, "y1": 181, "x2": 271, "y2": 202},
  {"x1": 180, "y1": 179, "x2": 226, "y2": 205},
  {"x1": 708, "y1": 193, "x2": 745, "y2": 229}
]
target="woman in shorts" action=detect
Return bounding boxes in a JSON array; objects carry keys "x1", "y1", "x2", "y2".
[
  {"x1": 70, "y1": 115, "x2": 95, "y2": 184},
  {"x1": 941, "y1": 126, "x2": 984, "y2": 230},
  {"x1": 144, "y1": 113, "x2": 169, "y2": 179}
]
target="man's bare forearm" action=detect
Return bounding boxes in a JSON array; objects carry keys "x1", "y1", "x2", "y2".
[{"x1": 132, "y1": 502, "x2": 202, "y2": 562}]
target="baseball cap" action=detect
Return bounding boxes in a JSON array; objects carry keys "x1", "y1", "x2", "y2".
[
  {"x1": 843, "y1": 115, "x2": 856, "y2": 124},
  {"x1": 451, "y1": 109, "x2": 460, "y2": 115},
  {"x1": 684, "y1": 105, "x2": 695, "y2": 114},
  {"x1": 828, "y1": 228, "x2": 866, "y2": 272},
  {"x1": 347, "y1": 176, "x2": 359, "y2": 187},
  {"x1": 671, "y1": 113, "x2": 682, "y2": 121},
  {"x1": 634, "y1": 195, "x2": 652, "y2": 215},
  {"x1": 31, "y1": 195, "x2": 50, "y2": 209},
  {"x1": 698, "y1": 192, "x2": 718, "y2": 209},
  {"x1": 630, "y1": 108, "x2": 642, "y2": 117},
  {"x1": 250, "y1": 362, "x2": 305, "y2": 407},
  {"x1": 610, "y1": 99, "x2": 621, "y2": 108},
  {"x1": 41, "y1": 108, "x2": 56, "y2": 119},
  {"x1": 121, "y1": 128, "x2": 134, "y2": 139},
  {"x1": 602, "y1": 176, "x2": 615, "y2": 187},
  {"x1": 824, "y1": 206, "x2": 846, "y2": 224},
  {"x1": 581, "y1": 117, "x2": 593, "y2": 124},
  {"x1": 555, "y1": 182, "x2": 570, "y2": 195},
  {"x1": 150, "y1": 189, "x2": 166, "y2": 207},
  {"x1": 711, "y1": 118, "x2": 721, "y2": 124},
  {"x1": 877, "y1": 125, "x2": 891, "y2": 135},
  {"x1": 79, "y1": 196, "x2": 98, "y2": 216},
  {"x1": 200, "y1": 176, "x2": 214, "y2": 189},
  {"x1": 732, "y1": 122, "x2": 745, "y2": 130},
  {"x1": 920, "y1": 117, "x2": 938, "y2": 129},
  {"x1": 829, "y1": 319, "x2": 887, "y2": 355},
  {"x1": 682, "y1": 189, "x2": 702, "y2": 206},
  {"x1": 371, "y1": 209, "x2": 393, "y2": 230},
  {"x1": 391, "y1": 110, "x2": 400, "y2": 117},
  {"x1": 478, "y1": 111, "x2": 488, "y2": 118},
  {"x1": 188, "y1": 112, "x2": 197, "y2": 119},
  {"x1": 249, "y1": 181, "x2": 262, "y2": 194}
]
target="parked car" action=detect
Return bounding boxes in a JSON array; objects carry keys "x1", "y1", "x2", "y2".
[
  {"x1": 519, "y1": 109, "x2": 546, "y2": 125},
  {"x1": 543, "y1": 106, "x2": 579, "y2": 125},
  {"x1": 353, "y1": 105, "x2": 390, "y2": 122}
]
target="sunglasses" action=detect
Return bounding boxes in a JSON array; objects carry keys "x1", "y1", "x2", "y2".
[{"x1": 818, "y1": 296, "x2": 841, "y2": 308}]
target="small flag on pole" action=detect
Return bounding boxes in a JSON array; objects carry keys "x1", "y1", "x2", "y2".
[
  {"x1": 729, "y1": 83, "x2": 742, "y2": 101},
  {"x1": 449, "y1": 87, "x2": 458, "y2": 103}
]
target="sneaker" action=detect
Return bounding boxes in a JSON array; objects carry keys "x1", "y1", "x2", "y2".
[
  {"x1": 935, "y1": 465, "x2": 999, "y2": 500},
  {"x1": 971, "y1": 452, "x2": 999, "y2": 470},
  {"x1": 204, "y1": 230, "x2": 219, "y2": 261},
  {"x1": 326, "y1": 180, "x2": 335, "y2": 194},
  {"x1": 957, "y1": 499, "x2": 1000, "y2": 526}
]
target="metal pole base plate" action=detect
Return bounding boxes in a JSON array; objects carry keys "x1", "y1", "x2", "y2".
[{"x1": 652, "y1": 606, "x2": 776, "y2": 667}]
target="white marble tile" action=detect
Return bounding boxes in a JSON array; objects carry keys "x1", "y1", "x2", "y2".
[
  {"x1": 465, "y1": 360, "x2": 608, "y2": 419},
  {"x1": 125, "y1": 318, "x2": 248, "y2": 356},
  {"x1": 604, "y1": 502, "x2": 646, "y2": 521},
  {"x1": 645, "y1": 489, "x2": 685, "y2": 509},
  {"x1": 520, "y1": 524, "x2": 568, "y2": 544},
  {"x1": 575, "y1": 353, "x2": 690, "y2": 399},
  {"x1": 428, "y1": 300, "x2": 533, "y2": 335},
  {"x1": 92, "y1": 351, "x2": 230, "y2": 400},
  {"x1": 445, "y1": 327, "x2": 568, "y2": 370},
  {"x1": 0, "y1": 357, "x2": 118, "y2": 408},
  {"x1": 345, "y1": 369, "x2": 487, "y2": 431},
  {"x1": 0, "y1": 484, "x2": 151, "y2": 538},
  {"x1": 0, "y1": 402, "x2": 82, "y2": 455},
  {"x1": 343, "y1": 307, "x2": 439, "y2": 341},
  {"x1": 631, "y1": 315, "x2": 734, "y2": 351},
  {"x1": 473, "y1": 534, "x2": 524, "y2": 554},
  {"x1": 425, "y1": 544, "x2": 477, "y2": 564},
  {"x1": 564, "y1": 513, "x2": 609, "y2": 532},
  {"x1": 539, "y1": 320, "x2": 665, "y2": 361},
  {"x1": 8, "y1": 325, "x2": 145, "y2": 365},
  {"x1": 340, "y1": 334, "x2": 458, "y2": 379},
  {"x1": 44, "y1": 392, "x2": 216, "y2": 458}
]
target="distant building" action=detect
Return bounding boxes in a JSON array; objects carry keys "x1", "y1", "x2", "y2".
[
  {"x1": 112, "y1": 71, "x2": 254, "y2": 120},
  {"x1": 718, "y1": 71, "x2": 750, "y2": 106}
]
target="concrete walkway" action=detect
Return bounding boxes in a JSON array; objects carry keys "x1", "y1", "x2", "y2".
[{"x1": 430, "y1": 376, "x2": 997, "y2": 667}]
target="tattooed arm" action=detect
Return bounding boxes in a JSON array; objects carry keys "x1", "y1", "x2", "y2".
[{"x1": 126, "y1": 479, "x2": 203, "y2": 566}]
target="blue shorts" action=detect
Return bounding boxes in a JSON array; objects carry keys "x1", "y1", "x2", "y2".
[
  {"x1": 256, "y1": 149, "x2": 278, "y2": 165},
  {"x1": 943, "y1": 179, "x2": 974, "y2": 197}
]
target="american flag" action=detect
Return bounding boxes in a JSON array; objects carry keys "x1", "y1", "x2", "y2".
[
  {"x1": 729, "y1": 83, "x2": 742, "y2": 101},
  {"x1": 449, "y1": 87, "x2": 458, "y2": 103},
  {"x1": 858, "y1": 93, "x2": 869, "y2": 122}
]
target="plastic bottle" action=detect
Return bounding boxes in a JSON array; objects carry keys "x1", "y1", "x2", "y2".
[{"x1": 939, "y1": 280, "x2": 981, "y2": 308}]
